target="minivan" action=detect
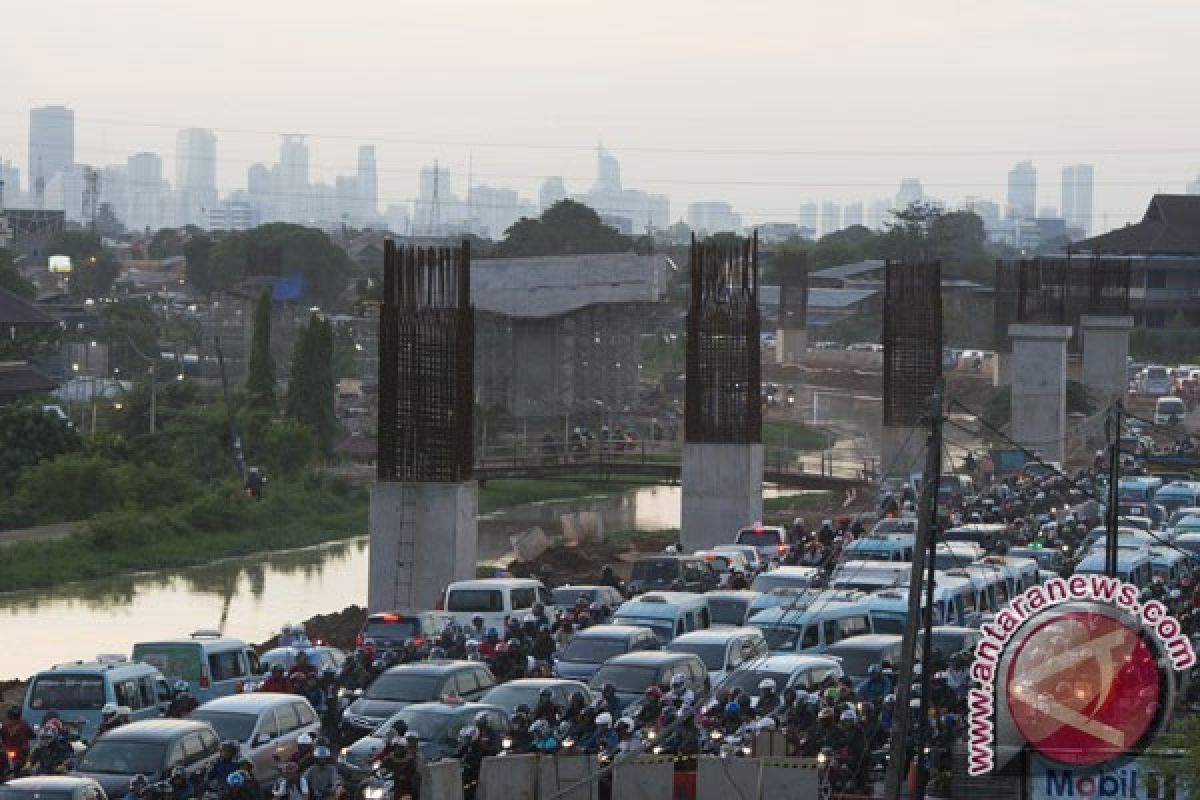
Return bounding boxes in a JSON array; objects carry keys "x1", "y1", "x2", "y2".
[
  {"x1": 1155, "y1": 484, "x2": 1200, "y2": 515},
  {"x1": 71, "y1": 719, "x2": 220, "y2": 798},
  {"x1": 339, "y1": 661, "x2": 496, "y2": 742},
  {"x1": 626, "y1": 556, "x2": 716, "y2": 595},
  {"x1": 749, "y1": 601, "x2": 873, "y2": 655},
  {"x1": 131, "y1": 632, "x2": 260, "y2": 704},
  {"x1": 553, "y1": 625, "x2": 660, "y2": 681},
  {"x1": 823, "y1": 633, "x2": 910, "y2": 682},
  {"x1": 841, "y1": 534, "x2": 914, "y2": 563},
  {"x1": 356, "y1": 611, "x2": 454, "y2": 659},
  {"x1": 24, "y1": 658, "x2": 173, "y2": 742},
  {"x1": 441, "y1": 579, "x2": 552, "y2": 630},
  {"x1": 588, "y1": 651, "x2": 709, "y2": 709},
  {"x1": 667, "y1": 628, "x2": 769, "y2": 685},
  {"x1": 1140, "y1": 366, "x2": 1172, "y2": 396},
  {"x1": 1074, "y1": 549, "x2": 1153, "y2": 586},
  {"x1": 188, "y1": 693, "x2": 321, "y2": 783},
  {"x1": 1155, "y1": 397, "x2": 1187, "y2": 426},
  {"x1": 611, "y1": 593, "x2": 711, "y2": 645},
  {"x1": 734, "y1": 526, "x2": 790, "y2": 560}
]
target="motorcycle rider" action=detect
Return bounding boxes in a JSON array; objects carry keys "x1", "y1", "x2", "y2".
[
  {"x1": 533, "y1": 688, "x2": 559, "y2": 723},
  {"x1": 275, "y1": 763, "x2": 307, "y2": 800},
  {"x1": 2, "y1": 706, "x2": 35, "y2": 772},
  {"x1": 206, "y1": 741, "x2": 241, "y2": 789},
  {"x1": 531, "y1": 626, "x2": 556, "y2": 668},
  {"x1": 167, "y1": 767, "x2": 193, "y2": 800},
  {"x1": 259, "y1": 665, "x2": 291, "y2": 693},
  {"x1": 596, "y1": 683, "x2": 624, "y2": 718},
  {"x1": 288, "y1": 733, "x2": 316, "y2": 773},
  {"x1": 728, "y1": 568, "x2": 749, "y2": 590},
  {"x1": 121, "y1": 775, "x2": 148, "y2": 800},
  {"x1": 839, "y1": 709, "x2": 867, "y2": 791},
  {"x1": 166, "y1": 682, "x2": 198, "y2": 718},
  {"x1": 473, "y1": 713, "x2": 502, "y2": 756},
  {"x1": 666, "y1": 674, "x2": 695, "y2": 710},
  {"x1": 383, "y1": 731, "x2": 423, "y2": 800},
  {"x1": 223, "y1": 772, "x2": 256, "y2": 800},
  {"x1": 756, "y1": 679, "x2": 780, "y2": 716},
  {"x1": 598, "y1": 565, "x2": 623, "y2": 592},
  {"x1": 455, "y1": 727, "x2": 485, "y2": 800},
  {"x1": 302, "y1": 746, "x2": 341, "y2": 800},
  {"x1": 95, "y1": 703, "x2": 127, "y2": 738},
  {"x1": 583, "y1": 713, "x2": 618, "y2": 755},
  {"x1": 856, "y1": 664, "x2": 891, "y2": 703}
]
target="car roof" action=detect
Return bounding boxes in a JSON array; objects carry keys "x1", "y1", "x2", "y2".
[
  {"x1": 41, "y1": 659, "x2": 158, "y2": 674},
  {"x1": 702, "y1": 590, "x2": 761, "y2": 599},
  {"x1": 398, "y1": 702, "x2": 505, "y2": 716},
  {"x1": 134, "y1": 637, "x2": 246, "y2": 648},
  {"x1": 446, "y1": 578, "x2": 542, "y2": 589},
  {"x1": 486, "y1": 678, "x2": 587, "y2": 690},
  {"x1": 602, "y1": 651, "x2": 700, "y2": 666},
  {"x1": 743, "y1": 654, "x2": 841, "y2": 671},
  {"x1": 573, "y1": 625, "x2": 653, "y2": 639},
  {"x1": 93, "y1": 719, "x2": 213, "y2": 741},
  {"x1": 824, "y1": 634, "x2": 904, "y2": 649},
  {"x1": 382, "y1": 660, "x2": 481, "y2": 676},
  {"x1": 261, "y1": 645, "x2": 338, "y2": 657},
  {"x1": 669, "y1": 627, "x2": 761, "y2": 644},
  {"x1": 4, "y1": 777, "x2": 102, "y2": 790},
  {"x1": 553, "y1": 585, "x2": 613, "y2": 593},
  {"x1": 932, "y1": 626, "x2": 979, "y2": 635},
  {"x1": 195, "y1": 694, "x2": 311, "y2": 713},
  {"x1": 769, "y1": 566, "x2": 822, "y2": 576}
]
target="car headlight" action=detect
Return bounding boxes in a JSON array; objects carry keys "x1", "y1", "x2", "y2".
[{"x1": 363, "y1": 788, "x2": 385, "y2": 800}]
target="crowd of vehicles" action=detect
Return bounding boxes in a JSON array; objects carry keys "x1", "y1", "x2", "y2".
[{"x1": 5, "y1": 462, "x2": 1200, "y2": 800}]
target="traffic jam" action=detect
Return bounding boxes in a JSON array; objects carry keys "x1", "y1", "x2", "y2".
[{"x1": 3, "y1": 462, "x2": 1199, "y2": 800}]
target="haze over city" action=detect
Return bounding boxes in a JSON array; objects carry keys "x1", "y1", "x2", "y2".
[{"x1": 4, "y1": 0, "x2": 1200, "y2": 232}]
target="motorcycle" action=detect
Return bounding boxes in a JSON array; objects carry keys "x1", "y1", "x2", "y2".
[{"x1": 358, "y1": 767, "x2": 394, "y2": 800}]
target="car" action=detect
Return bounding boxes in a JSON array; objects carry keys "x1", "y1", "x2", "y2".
[
  {"x1": 822, "y1": 634, "x2": 908, "y2": 682},
  {"x1": 479, "y1": 678, "x2": 593, "y2": 716},
  {"x1": 355, "y1": 611, "x2": 454, "y2": 659},
  {"x1": 0, "y1": 777, "x2": 108, "y2": 800},
  {"x1": 692, "y1": 550, "x2": 751, "y2": 585},
  {"x1": 23, "y1": 658, "x2": 173, "y2": 743},
  {"x1": 666, "y1": 628, "x2": 769, "y2": 685},
  {"x1": 131, "y1": 633, "x2": 260, "y2": 703},
  {"x1": 626, "y1": 556, "x2": 716, "y2": 594},
  {"x1": 734, "y1": 526, "x2": 789, "y2": 560},
  {"x1": 587, "y1": 651, "x2": 709, "y2": 710},
  {"x1": 442, "y1": 579, "x2": 553, "y2": 630},
  {"x1": 717, "y1": 654, "x2": 844, "y2": 700},
  {"x1": 257, "y1": 646, "x2": 346, "y2": 676},
  {"x1": 712, "y1": 544, "x2": 767, "y2": 574},
  {"x1": 187, "y1": 693, "x2": 321, "y2": 783},
  {"x1": 71, "y1": 719, "x2": 221, "y2": 799},
  {"x1": 337, "y1": 703, "x2": 509, "y2": 782},
  {"x1": 553, "y1": 625, "x2": 660, "y2": 681},
  {"x1": 339, "y1": 661, "x2": 495, "y2": 742},
  {"x1": 702, "y1": 590, "x2": 761, "y2": 628},
  {"x1": 749, "y1": 566, "x2": 822, "y2": 594},
  {"x1": 548, "y1": 586, "x2": 626, "y2": 616}
]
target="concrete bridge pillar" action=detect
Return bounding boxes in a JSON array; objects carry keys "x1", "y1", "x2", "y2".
[
  {"x1": 775, "y1": 327, "x2": 806, "y2": 365},
  {"x1": 1080, "y1": 315, "x2": 1133, "y2": 403},
  {"x1": 992, "y1": 351, "x2": 1011, "y2": 387},
  {"x1": 1009, "y1": 323, "x2": 1072, "y2": 464},
  {"x1": 879, "y1": 425, "x2": 926, "y2": 480},
  {"x1": 681, "y1": 443, "x2": 764, "y2": 551}
]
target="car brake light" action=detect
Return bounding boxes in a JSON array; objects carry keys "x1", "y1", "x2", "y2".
[
  {"x1": 355, "y1": 634, "x2": 364, "y2": 648},
  {"x1": 199, "y1": 674, "x2": 210, "y2": 689},
  {"x1": 413, "y1": 637, "x2": 424, "y2": 648},
  {"x1": 778, "y1": 544, "x2": 788, "y2": 554},
  {"x1": 381, "y1": 613, "x2": 400, "y2": 622}
]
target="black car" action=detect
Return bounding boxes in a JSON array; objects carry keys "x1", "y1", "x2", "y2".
[
  {"x1": 71, "y1": 720, "x2": 220, "y2": 799},
  {"x1": 340, "y1": 661, "x2": 495, "y2": 742},
  {"x1": 627, "y1": 556, "x2": 715, "y2": 594},
  {"x1": 0, "y1": 777, "x2": 108, "y2": 800},
  {"x1": 588, "y1": 651, "x2": 709, "y2": 710},
  {"x1": 355, "y1": 611, "x2": 454, "y2": 659}
]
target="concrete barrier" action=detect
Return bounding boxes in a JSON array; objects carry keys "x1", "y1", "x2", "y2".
[
  {"x1": 696, "y1": 756, "x2": 761, "y2": 800},
  {"x1": 756, "y1": 756, "x2": 819, "y2": 799},
  {"x1": 537, "y1": 754, "x2": 599, "y2": 800},
  {"x1": 612, "y1": 755, "x2": 674, "y2": 800},
  {"x1": 749, "y1": 731, "x2": 790, "y2": 757},
  {"x1": 479, "y1": 754, "x2": 539, "y2": 800},
  {"x1": 422, "y1": 759, "x2": 465, "y2": 800}
]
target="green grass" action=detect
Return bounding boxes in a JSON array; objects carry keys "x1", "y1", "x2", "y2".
[
  {"x1": 606, "y1": 528, "x2": 680, "y2": 549},
  {"x1": 763, "y1": 491, "x2": 833, "y2": 513},
  {"x1": 762, "y1": 421, "x2": 833, "y2": 451}
]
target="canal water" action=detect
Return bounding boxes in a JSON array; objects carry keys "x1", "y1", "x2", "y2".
[{"x1": 0, "y1": 485, "x2": 805, "y2": 679}]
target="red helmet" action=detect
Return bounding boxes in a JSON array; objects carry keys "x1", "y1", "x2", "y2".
[{"x1": 645, "y1": 686, "x2": 664, "y2": 699}]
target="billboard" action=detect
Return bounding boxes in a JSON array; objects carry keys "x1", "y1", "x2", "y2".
[{"x1": 1030, "y1": 756, "x2": 1183, "y2": 800}]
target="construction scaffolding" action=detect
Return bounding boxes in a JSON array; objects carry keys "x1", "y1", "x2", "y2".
[
  {"x1": 377, "y1": 240, "x2": 474, "y2": 482},
  {"x1": 685, "y1": 232, "x2": 761, "y2": 443},
  {"x1": 882, "y1": 260, "x2": 943, "y2": 427},
  {"x1": 777, "y1": 251, "x2": 809, "y2": 330},
  {"x1": 993, "y1": 259, "x2": 1021, "y2": 354},
  {"x1": 1016, "y1": 257, "x2": 1069, "y2": 325}
]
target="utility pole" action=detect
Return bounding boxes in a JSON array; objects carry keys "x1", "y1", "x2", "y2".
[
  {"x1": 884, "y1": 378, "x2": 944, "y2": 800},
  {"x1": 214, "y1": 336, "x2": 247, "y2": 482},
  {"x1": 1105, "y1": 399, "x2": 1122, "y2": 577}
]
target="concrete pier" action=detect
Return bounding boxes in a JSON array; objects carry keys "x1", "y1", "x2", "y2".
[
  {"x1": 775, "y1": 328, "x2": 807, "y2": 366},
  {"x1": 1080, "y1": 315, "x2": 1133, "y2": 402},
  {"x1": 879, "y1": 425, "x2": 926, "y2": 478},
  {"x1": 992, "y1": 351, "x2": 1011, "y2": 387},
  {"x1": 1009, "y1": 324, "x2": 1072, "y2": 464},
  {"x1": 368, "y1": 481, "x2": 478, "y2": 612},
  {"x1": 681, "y1": 443, "x2": 764, "y2": 551}
]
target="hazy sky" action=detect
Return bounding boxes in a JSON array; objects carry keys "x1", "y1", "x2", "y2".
[{"x1": 4, "y1": 0, "x2": 1199, "y2": 228}]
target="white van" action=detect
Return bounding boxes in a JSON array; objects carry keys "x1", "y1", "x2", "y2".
[
  {"x1": 442, "y1": 578, "x2": 552, "y2": 630},
  {"x1": 1074, "y1": 550, "x2": 1154, "y2": 586},
  {"x1": 1155, "y1": 397, "x2": 1187, "y2": 426},
  {"x1": 830, "y1": 561, "x2": 911, "y2": 592},
  {"x1": 667, "y1": 627, "x2": 769, "y2": 685},
  {"x1": 841, "y1": 534, "x2": 915, "y2": 563},
  {"x1": 943, "y1": 566, "x2": 1007, "y2": 613},
  {"x1": 612, "y1": 592, "x2": 711, "y2": 645},
  {"x1": 1149, "y1": 546, "x2": 1192, "y2": 583},
  {"x1": 749, "y1": 600, "x2": 873, "y2": 655},
  {"x1": 1140, "y1": 366, "x2": 1172, "y2": 397}
]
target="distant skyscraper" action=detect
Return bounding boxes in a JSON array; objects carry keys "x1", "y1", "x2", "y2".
[
  {"x1": 868, "y1": 199, "x2": 891, "y2": 230},
  {"x1": 357, "y1": 145, "x2": 377, "y2": 220},
  {"x1": 1188, "y1": 174, "x2": 1200, "y2": 195},
  {"x1": 176, "y1": 128, "x2": 217, "y2": 227},
  {"x1": 28, "y1": 105, "x2": 74, "y2": 205},
  {"x1": 820, "y1": 201, "x2": 842, "y2": 237},
  {"x1": 0, "y1": 160, "x2": 22, "y2": 205},
  {"x1": 895, "y1": 178, "x2": 924, "y2": 210},
  {"x1": 576, "y1": 147, "x2": 668, "y2": 234},
  {"x1": 127, "y1": 152, "x2": 165, "y2": 231},
  {"x1": 1007, "y1": 160, "x2": 1037, "y2": 219},
  {"x1": 278, "y1": 135, "x2": 309, "y2": 223},
  {"x1": 1061, "y1": 163, "x2": 1094, "y2": 237},
  {"x1": 843, "y1": 202, "x2": 864, "y2": 228},
  {"x1": 687, "y1": 201, "x2": 742, "y2": 235},
  {"x1": 594, "y1": 147, "x2": 621, "y2": 194},
  {"x1": 798, "y1": 202, "x2": 818, "y2": 236},
  {"x1": 540, "y1": 176, "x2": 567, "y2": 209}
]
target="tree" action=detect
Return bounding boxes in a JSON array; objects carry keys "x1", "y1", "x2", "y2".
[
  {"x1": 0, "y1": 406, "x2": 83, "y2": 493},
  {"x1": 286, "y1": 315, "x2": 338, "y2": 451},
  {"x1": 95, "y1": 202, "x2": 124, "y2": 237},
  {"x1": 0, "y1": 248, "x2": 36, "y2": 299},
  {"x1": 207, "y1": 224, "x2": 357, "y2": 308},
  {"x1": 182, "y1": 231, "x2": 216, "y2": 293},
  {"x1": 100, "y1": 298, "x2": 159, "y2": 376},
  {"x1": 245, "y1": 290, "x2": 277, "y2": 411},
  {"x1": 148, "y1": 228, "x2": 185, "y2": 259},
  {"x1": 48, "y1": 231, "x2": 120, "y2": 300},
  {"x1": 492, "y1": 200, "x2": 632, "y2": 257}
]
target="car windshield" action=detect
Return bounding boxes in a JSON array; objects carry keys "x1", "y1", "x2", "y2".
[
  {"x1": 736, "y1": 531, "x2": 780, "y2": 547},
  {"x1": 869, "y1": 614, "x2": 905, "y2": 634},
  {"x1": 364, "y1": 621, "x2": 419, "y2": 641},
  {"x1": 612, "y1": 618, "x2": 674, "y2": 645},
  {"x1": 28, "y1": 674, "x2": 105, "y2": 712},
  {"x1": 480, "y1": 685, "x2": 539, "y2": 711},
  {"x1": 132, "y1": 644, "x2": 201, "y2": 682},
  {"x1": 931, "y1": 633, "x2": 971, "y2": 657},
  {"x1": 561, "y1": 637, "x2": 629, "y2": 663},
  {"x1": 932, "y1": 552, "x2": 972, "y2": 570},
  {"x1": 762, "y1": 625, "x2": 805, "y2": 651},
  {"x1": 0, "y1": 791, "x2": 74, "y2": 800},
  {"x1": 77, "y1": 741, "x2": 165, "y2": 775},
  {"x1": 630, "y1": 561, "x2": 679, "y2": 582},
  {"x1": 827, "y1": 647, "x2": 882, "y2": 679},
  {"x1": 751, "y1": 573, "x2": 812, "y2": 593},
  {"x1": 722, "y1": 669, "x2": 791, "y2": 695},
  {"x1": 365, "y1": 674, "x2": 444, "y2": 702},
  {"x1": 261, "y1": 649, "x2": 320, "y2": 672},
  {"x1": 447, "y1": 590, "x2": 504, "y2": 613},
  {"x1": 707, "y1": 598, "x2": 748, "y2": 626},
  {"x1": 669, "y1": 642, "x2": 726, "y2": 671},
  {"x1": 552, "y1": 588, "x2": 597, "y2": 606},
  {"x1": 188, "y1": 711, "x2": 259, "y2": 742},
  {"x1": 589, "y1": 665, "x2": 660, "y2": 695},
  {"x1": 371, "y1": 710, "x2": 456, "y2": 743}
]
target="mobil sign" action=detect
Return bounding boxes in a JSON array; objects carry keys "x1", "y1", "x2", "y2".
[{"x1": 1030, "y1": 756, "x2": 1183, "y2": 800}]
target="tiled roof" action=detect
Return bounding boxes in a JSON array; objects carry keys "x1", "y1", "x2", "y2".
[{"x1": 1074, "y1": 195, "x2": 1200, "y2": 255}]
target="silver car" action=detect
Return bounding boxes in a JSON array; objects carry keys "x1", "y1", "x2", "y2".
[{"x1": 189, "y1": 693, "x2": 321, "y2": 783}]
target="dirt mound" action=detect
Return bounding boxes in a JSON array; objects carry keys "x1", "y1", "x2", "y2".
[{"x1": 257, "y1": 605, "x2": 368, "y2": 653}]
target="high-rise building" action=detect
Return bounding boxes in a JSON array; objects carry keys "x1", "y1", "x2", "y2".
[
  {"x1": 594, "y1": 147, "x2": 621, "y2": 194},
  {"x1": 175, "y1": 128, "x2": 218, "y2": 227},
  {"x1": 1007, "y1": 160, "x2": 1037, "y2": 219},
  {"x1": 868, "y1": 199, "x2": 891, "y2": 230},
  {"x1": 356, "y1": 145, "x2": 377, "y2": 221},
  {"x1": 798, "y1": 202, "x2": 818, "y2": 236},
  {"x1": 896, "y1": 178, "x2": 924, "y2": 210},
  {"x1": 1187, "y1": 174, "x2": 1200, "y2": 196},
  {"x1": 843, "y1": 202, "x2": 864, "y2": 228},
  {"x1": 127, "y1": 152, "x2": 166, "y2": 231},
  {"x1": 686, "y1": 201, "x2": 742, "y2": 235},
  {"x1": 820, "y1": 202, "x2": 842, "y2": 237},
  {"x1": 0, "y1": 160, "x2": 22, "y2": 206},
  {"x1": 28, "y1": 106, "x2": 75, "y2": 205},
  {"x1": 540, "y1": 176, "x2": 567, "y2": 210},
  {"x1": 1061, "y1": 163, "x2": 1094, "y2": 237},
  {"x1": 278, "y1": 135, "x2": 309, "y2": 223},
  {"x1": 575, "y1": 147, "x2": 669, "y2": 234}
]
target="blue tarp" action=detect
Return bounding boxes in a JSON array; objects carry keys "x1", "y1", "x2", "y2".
[{"x1": 272, "y1": 273, "x2": 305, "y2": 301}]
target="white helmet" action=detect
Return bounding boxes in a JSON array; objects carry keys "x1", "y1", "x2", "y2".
[
  {"x1": 101, "y1": 703, "x2": 118, "y2": 717},
  {"x1": 758, "y1": 678, "x2": 777, "y2": 692},
  {"x1": 755, "y1": 717, "x2": 777, "y2": 731},
  {"x1": 840, "y1": 709, "x2": 858, "y2": 722},
  {"x1": 297, "y1": 733, "x2": 314, "y2": 746},
  {"x1": 595, "y1": 712, "x2": 613, "y2": 727}
]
